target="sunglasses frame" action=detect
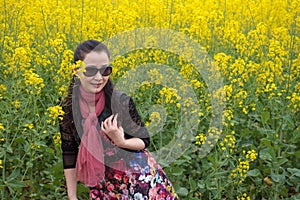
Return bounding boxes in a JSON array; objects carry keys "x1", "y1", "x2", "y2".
[{"x1": 83, "y1": 65, "x2": 112, "y2": 77}]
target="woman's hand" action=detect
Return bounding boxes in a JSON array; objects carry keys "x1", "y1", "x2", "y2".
[{"x1": 101, "y1": 114, "x2": 126, "y2": 147}]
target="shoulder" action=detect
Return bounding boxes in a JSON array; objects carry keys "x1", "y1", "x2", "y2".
[
  {"x1": 111, "y1": 89, "x2": 132, "y2": 109},
  {"x1": 110, "y1": 90, "x2": 138, "y2": 120}
]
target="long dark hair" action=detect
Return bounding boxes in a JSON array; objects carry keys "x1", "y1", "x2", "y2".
[{"x1": 60, "y1": 40, "x2": 114, "y2": 143}]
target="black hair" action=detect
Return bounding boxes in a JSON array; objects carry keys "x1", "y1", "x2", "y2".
[{"x1": 73, "y1": 40, "x2": 110, "y2": 64}]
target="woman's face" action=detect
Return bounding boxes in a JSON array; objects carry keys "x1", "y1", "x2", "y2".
[{"x1": 77, "y1": 51, "x2": 110, "y2": 94}]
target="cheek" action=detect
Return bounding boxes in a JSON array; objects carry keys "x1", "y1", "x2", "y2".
[
  {"x1": 76, "y1": 72, "x2": 87, "y2": 80},
  {"x1": 79, "y1": 76, "x2": 93, "y2": 87},
  {"x1": 104, "y1": 77, "x2": 110, "y2": 83}
]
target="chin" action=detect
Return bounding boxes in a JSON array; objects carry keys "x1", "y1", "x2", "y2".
[{"x1": 94, "y1": 87, "x2": 104, "y2": 93}]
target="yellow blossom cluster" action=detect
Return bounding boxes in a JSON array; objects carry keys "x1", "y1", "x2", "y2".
[
  {"x1": 220, "y1": 131, "x2": 236, "y2": 153},
  {"x1": 47, "y1": 105, "x2": 65, "y2": 125},
  {"x1": 53, "y1": 132, "x2": 62, "y2": 147},
  {"x1": 195, "y1": 127, "x2": 222, "y2": 148},
  {"x1": 12, "y1": 100, "x2": 21, "y2": 109},
  {"x1": 0, "y1": 0, "x2": 299, "y2": 198},
  {"x1": 56, "y1": 49, "x2": 74, "y2": 98},
  {"x1": 0, "y1": 84, "x2": 7, "y2": 100},
  {"x1": 230, "y1": 149, "x2": 258, "y2": 183},
  {"x1": 148, "y1": 68, "x2": 164, "y2": 85},
  {"x1": 230, "y1": 159, "x2": 250, "y2": 183},
  {"x1": 195, "y1": 133, "x2": 206, "y2": 145},
  {"x1": 245, "y1": 150, "x2": 258, "y2": 162},
  {"x1": 22, "y1": 69, "x2": 45, "y2": 95},
  {"x1": 0, "y1": 123, "x2": 5, "y2": 131},
  {"x1": 23, "y1": 123, "x2": 34, "y2": 131},
  {"x1": 0, "y1": 123, "x2": 4, "y2": 143},
  {"x1": 158, "y1": 87, "x2": 181, "y2": 105},
  {"x1": 140, "y1": 81, "x2": 153, "y2": 91},
  {"x1": 149, "y1": 112, "x2": 161, "y2": 124},
  {"x1": 237, "y1": 193, "x2": 251, "y2": 200},
  {"x1": 145, "y1": 112, "x2": 162, "y2": 127}
]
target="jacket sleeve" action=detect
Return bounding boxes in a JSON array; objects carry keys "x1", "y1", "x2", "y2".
[
  {"x1": 126, "y1": 97, "x2": 150, "y2": 148},
  {"x1": 59, "y1": 108, "x2": 79, "y2": 169}
]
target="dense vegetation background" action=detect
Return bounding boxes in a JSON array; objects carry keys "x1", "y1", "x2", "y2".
[{"x1": 0, "y1": 0, "x2": 299, "y2": 199}]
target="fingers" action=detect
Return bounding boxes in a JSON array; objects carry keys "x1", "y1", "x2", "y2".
[
  {"x1": 101, "y1": 114, "x2": 119, "y2": 130},
  {"x1": 101, "y1": 114, "x2": 124, "y2": 146},
  {"x1": 112, "y1": 113, "x2": 118, "y2": 127}
]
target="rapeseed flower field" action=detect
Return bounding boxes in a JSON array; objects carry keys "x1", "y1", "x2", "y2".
[{"x1": 0, "y1": 0, "x2": 299, "y2": 199}]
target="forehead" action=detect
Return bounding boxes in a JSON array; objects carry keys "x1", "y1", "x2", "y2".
[{"x1": 83, "y1": 51, "x2": 109, "y2": 64}]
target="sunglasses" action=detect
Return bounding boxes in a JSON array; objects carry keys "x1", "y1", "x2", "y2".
[{"x1": 83, "y1": 65, "x2": 112, "y2": 77}]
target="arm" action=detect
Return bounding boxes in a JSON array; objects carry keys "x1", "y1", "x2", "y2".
[
  {"x1": 119, "y1": 137, "x2": 145, "y2": 150},
  {"x1": 59, "y1": 108, "x2": 79, "y2": 199},
  {"x1": 64, "y1": 168, "x2": 78, "y2": 200},
  {"x1": 101, "y1": 114, "x2": 146, "y2": 150},
  {"x1": 102, "y1": 96, "x2": 150, "y2": 150}
]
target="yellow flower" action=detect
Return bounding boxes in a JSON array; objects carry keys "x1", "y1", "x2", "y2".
[
  {"x1": 149, "y1": 112, "x2": 161, "y2": 124},
  {"x1": 22, "y1": 69, "x2": 45, "y2": 94},
  {"x1": 12, "y1": 100, "x2": 21, "y2": 109},
  {"x1": 237, "y1": 193, "x2": 251, "y2": 200},
  {"x1": 47, "y1": 105, "x2": 65, "y2": 122},
  {"x1": 31, "y1": 143, "x2": 41, "y2": 149},
  {"x1": 195, "y1": 133, "x2": 206, "y2": 145},
  {"x1": 0, "y1": 84, "x2": 7, "y2": 100},
  {"x1": 246, "y1": 150, "x2": 258, "y2": 162},
  {"x1": 24, "y1": 123, "x2": 34, "y2": 129},
  {"x1": 0, "y1": 84, "x2": 7, "y2": 92},
  {"x1": 158, "y1": 87, "x2": 181, "y2": 104},
  {"x1": 53, "y1": 132, "x2": 61, "y2": 146},
  {"x1": 0, "y1": 123, "x2": 4, "y2": 131}
]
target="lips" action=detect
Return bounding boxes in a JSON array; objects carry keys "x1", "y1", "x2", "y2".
[
  {"x1": 92, "y1": 82, "x2": 103, "y2": 88},
  {"x1": 92, "y1": 82, "x2": 102, "y2": 85}
]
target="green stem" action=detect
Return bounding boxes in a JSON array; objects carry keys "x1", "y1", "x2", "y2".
[
  {"x1": 80, "y1": 0, "x2": 84, "y2": 41},
  {"x1": 285, "y1": 23, "x2": 296, "y2": 95},
  {"x1": 40, "y1": 5, "x2": 49, "y2": 41}
]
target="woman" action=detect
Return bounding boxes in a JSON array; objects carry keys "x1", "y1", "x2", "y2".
[{"x1": 59, "y1": 40, "x2": 179, "y2": 200}]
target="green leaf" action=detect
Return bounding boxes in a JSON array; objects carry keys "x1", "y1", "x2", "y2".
[
  {"x1": 287, "y1": 168, "x2": 300, "y2": 177},
  {"x1": 276, "y1": 157, "x2": 288, "y2": 166},
  {"x1": 7, "y1": 180, "x2": 26, "y2": 189},
  {"x1": 7, "y1": 169, "x2": 20, "y2": 181},
  {"x1": 189, "y1": 177, "x2": 197, "y2": 191},
  {"x1": 176, "y1": 187, "x2": 189, "y2": 196},
  {"x1": 3, "y1": 143, "x2": 13, "y2": 154},
  {"x1": 14, "y1": 137, "x2": 26, "y2": 144},
  {"x1": 259, "y1": 148, "x2": 273, "y2": 161},
  {"x1": 271, "y1": 173, "x2": 286, "y2": 183},
  {"x1": 261, "y1": 111, "x2": 270, "y2": 124},
  {"x1": 198, "y1": 182, "x2": 205, "y2": 189},
  {"x1": 260, "y1": 138, "x2": 272, "y2": 148},
  {"x1": 171, "y1": 167, "x2": 184, "y2": 176},
  {"x1": 247, "y1": 169, "x2": 261, "y2": 177},
  {"x1": 207, "y1": 155, "x2": 216, "y2": 167}
]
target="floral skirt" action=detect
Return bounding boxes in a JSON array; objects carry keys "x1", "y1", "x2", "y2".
[{"x1": 89, "y1": 150, "x2": 179, "y2": 200}]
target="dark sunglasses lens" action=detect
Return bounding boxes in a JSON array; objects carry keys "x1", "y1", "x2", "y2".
[
  {"x1": 101, "y1": 66, "x2": 112, "y2": 76},
  {"x1": 83, "y1": 66, "x2": 112, "y2": 77},
  {"x1": 84, "y1": 67, "x2": 98, "y2": 77}
]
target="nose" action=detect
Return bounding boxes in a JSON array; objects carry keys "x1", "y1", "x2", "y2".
[{"x1": 94, "y1": 71, "x2": 103, "y2": 80}]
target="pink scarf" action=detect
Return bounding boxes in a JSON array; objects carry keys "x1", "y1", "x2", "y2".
[{"x1": 76, "y1": 85, "x2": 106, "y2": 187}]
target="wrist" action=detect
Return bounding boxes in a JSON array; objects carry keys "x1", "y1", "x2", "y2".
[
  {"x1": 68, "y1": 193, "x2": 77, "y2": 200},
  {"x1": 115, "y1": 138, "x2": 127, "y2": 148}
]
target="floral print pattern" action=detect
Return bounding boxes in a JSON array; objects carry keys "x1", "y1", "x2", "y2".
[{"x1": 89, "y1": 150, "x2": 179, "y2": 200}]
